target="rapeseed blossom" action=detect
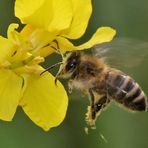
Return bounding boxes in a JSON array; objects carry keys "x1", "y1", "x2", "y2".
[{"x1": 0, "y1": 0, "x2": 116, "y2": 131}]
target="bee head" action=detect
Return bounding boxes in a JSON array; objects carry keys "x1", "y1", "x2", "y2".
[
  {"x1": 55, "y1": 52, "x2": 81, "y2": 81},
  {"x1": 65, "y1": 51, "x2": 81, "y2": 72}
]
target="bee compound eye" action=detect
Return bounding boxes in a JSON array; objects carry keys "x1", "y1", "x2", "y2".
[{"x1": 68, "y1": 59, "x2": 77, "y2": 70}]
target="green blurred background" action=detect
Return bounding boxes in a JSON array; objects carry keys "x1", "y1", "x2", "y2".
[{"x1": 0, "y1": 0, "x2": 148, "y2": 148}]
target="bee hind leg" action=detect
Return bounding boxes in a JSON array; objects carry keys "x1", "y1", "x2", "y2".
[
  {"x1": 85, "y1": 88, "x2": 97, "y2": 128},
  {"x1": 94, "y1": 96, "x2": 110, "y2": 112},
  {"x1": 86, "y1": 92, "x2": 110, "y2": 129}
]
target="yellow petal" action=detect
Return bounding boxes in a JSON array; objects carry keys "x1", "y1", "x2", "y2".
[
  {"x1": 37, "y1": 45, "x2": 55, "y2": 57},
  {"x1": 62, "y1": 0, "x2": 92, "y2": 39},
  {"x1": 47, "y1": 0, "x2": 73, "y2": 32},
  {"x1": 77, "y1": 27, "x2": 116, "y2": 49},
  {"x1": 56, "y1": 27, "x2": 116, "y2": 52},
  {"x1": 20, "y1": 70, "x2": 68, "y2": 131},
  {"x1": 20, "y1": 25, "x2": 34, "y2": 36},
  {"x1": 7, "y1": 24, "x2": 27, "y2": 46},
  {"x1": 0, "y1": 36, "x2": 14, "y2": 62},
  {"x1": 15, "y1": 0, "x2": 73, "y2": 33},
  {"x1": 21, "y1": 25, "x2": 57, "y2": 51},
  {"x1": 0, "y1": 69, "x2": 22, "y2": 121},
  {"x1": 15, "y1": 0, "x2": 44, "y2": 19},
  {"x1": 56, "y1": 36, "x2": 77, "y2": 52},
  {"x1": 7, "y1": 23, "x2": 19, "y2": 40}
]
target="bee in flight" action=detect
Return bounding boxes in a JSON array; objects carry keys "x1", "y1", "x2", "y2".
[{"x1": 41, "y1": 38, "x2": 148, "y2": 128}]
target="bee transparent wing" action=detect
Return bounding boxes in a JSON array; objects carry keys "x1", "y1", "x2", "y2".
[{"x1": 93, "y1": 37, "x2": 148, "y2": 69}]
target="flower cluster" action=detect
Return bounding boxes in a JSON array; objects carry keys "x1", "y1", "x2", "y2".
[{"x1": 0, "y1": 0, "x2": 116, "y2": 131}]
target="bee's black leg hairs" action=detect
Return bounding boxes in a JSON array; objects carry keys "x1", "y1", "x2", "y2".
[
  {"x1": 86, "y1": 91, "x2": 110, "y2": 128},
  {"x1": 85, "y1": 88, "x2": 97, "y2": 128},
  {"x1": 88, "y1": 88, "x2": 96, "y2": 120},
  {"x1": 88, "y1": 89, "x2": 110, "y2": 120},
  {"x1": 94, "y1": 95, "x2": 110, "y2": 113}
]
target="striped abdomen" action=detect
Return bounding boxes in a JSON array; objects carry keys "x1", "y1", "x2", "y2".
[{"x1": 106, "y1": 70, "x2": 147, "y2": 111}]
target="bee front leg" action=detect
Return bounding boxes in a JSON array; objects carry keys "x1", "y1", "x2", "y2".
[{"x1": 68, "y1": 80, "x2": 74, "y2": 94}]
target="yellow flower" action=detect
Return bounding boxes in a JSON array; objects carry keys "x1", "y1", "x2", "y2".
[
  {"x1": 0, "y1": 0, "x2": 116, "y2": 131},
  {"x1": 0, "y1": 24, "x2": 68, "y2": 131},
  {"x1": 15, "y1": 0, "x2": 116, "y2": 55}
]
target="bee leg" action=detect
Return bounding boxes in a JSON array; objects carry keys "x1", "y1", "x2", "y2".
[
  {"x1": 86, "y1": 95, "x2": 110, "y2": 129},
  {"x1": 85, "y1": 88, "x2": 96, "y2": 128},
  {"x1": 68, "y1": 80, "x2": 74, "y2": 94},
  {"x1": 88, "y1": 88, "x2": 96, "y2": 119},
  {"x1": 94, "y1": 96, "x2": 110, "y2": 116}
]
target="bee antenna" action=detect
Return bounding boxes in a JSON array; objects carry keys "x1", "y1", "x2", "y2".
[
  {"x1": 40, "y1": 62, "x2": 63, "y2": 75},
  {"x1": 49, "y1": 40, "x2": 64, "y2": 60}
]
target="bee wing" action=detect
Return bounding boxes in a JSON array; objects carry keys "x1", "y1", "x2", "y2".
[{"x1": 93, "y1": 37, "x2": 148, "y2": 69}]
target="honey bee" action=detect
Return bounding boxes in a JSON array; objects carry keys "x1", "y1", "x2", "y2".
[
  {"x1": 55, "y1": 51, "x2": 148, "y2": 128},
  {"x1": 41, "y1": 38, "x2": 148, "y2": 128}
]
